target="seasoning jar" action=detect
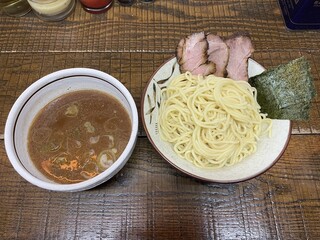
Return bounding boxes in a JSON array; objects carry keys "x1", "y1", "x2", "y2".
[
  {"x1": 27, "y1": 0, "x2": 75, "y2": 21},
  {"x1": 278, "y1": 0, "x2": 320, "y2": 30},
  {"x1": 79, "y1": 0, "x2": 113, "y2": 14},
  {"x1": 117, "y1": 0, "x2": 133, "y2": 5}
]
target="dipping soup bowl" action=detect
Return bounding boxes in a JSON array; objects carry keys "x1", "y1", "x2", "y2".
[{"x1": 5, "y1": 68, "x2": 138, "y2": 192}]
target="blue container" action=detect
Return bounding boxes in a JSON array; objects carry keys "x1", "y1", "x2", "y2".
[{"x1": 278, "y1": 0, "x2": 320, "y2": 30}]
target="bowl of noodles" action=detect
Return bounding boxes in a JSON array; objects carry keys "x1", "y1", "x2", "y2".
[{"x1": 141, "y1": 57, "x2": 291, "y2": 183}]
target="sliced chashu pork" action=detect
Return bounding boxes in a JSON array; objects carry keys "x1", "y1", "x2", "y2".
[
  {"x1": 176, "y1": 32, "x2": 254, "y2": 80},
  {"x1": 177, "y1": 32, "x2": 216, "y2": 76},
  {"x1": 225, "y1": 33, "x2": 254, "y2": 81},
  {"x1": 207, "y1": 34, "x2": 229, "y2": 77}
]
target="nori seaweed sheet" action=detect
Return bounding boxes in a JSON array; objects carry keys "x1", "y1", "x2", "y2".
[{"x1": 249, "y1": 57, "x2": 316, "y2": 120}]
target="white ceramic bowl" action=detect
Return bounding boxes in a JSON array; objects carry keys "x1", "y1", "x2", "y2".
[
  {"x1": 5, "y1": 68, "x2": 138, "y2": 192},
  {"x1": 142, "y1": 57, "x2": 291, "y2": 183}
]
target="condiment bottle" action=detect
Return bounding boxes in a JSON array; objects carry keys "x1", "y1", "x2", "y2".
[
  {"x1": 79, "y1": 0, "x2": 113, "y2": 14},
  {"x1": 117, "y1": 0, "x2": 134, "y2": 6},
  {"x1": 278, "y1": 0, "x2": 320, "y2": 30},
  {"x1": 27, "y1": 0, "x2": 75, "y2": 21}
]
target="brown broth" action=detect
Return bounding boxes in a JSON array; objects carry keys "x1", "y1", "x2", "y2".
[{"x1": 28, "y1": 90, "x2": 132, "y2": 184}]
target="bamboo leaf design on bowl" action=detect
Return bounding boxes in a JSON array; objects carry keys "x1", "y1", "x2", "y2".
[
  {"x1": 145, "y1": 58, "x2": 178, "y2": 128},
  {"x1": 145, "y1": 94, "x2": 155, "y2": 124},
  {"x1": 156, "y1": 60, "x2": 177, "y2": 85}
]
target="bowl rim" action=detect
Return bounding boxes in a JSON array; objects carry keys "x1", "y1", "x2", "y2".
[
  {"x1": 4, "y1": 68, "x2": 138, "y2": 192},
  {"x1": 141, "y1": 56, "x2": 292, "y2": 183}
]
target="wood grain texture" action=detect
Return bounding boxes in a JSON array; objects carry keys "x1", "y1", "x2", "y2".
[
  {"x1": 0, "y1": 1, "x2": 319, "y2": 53},
  {"x1": 0, "y1": 0, "x2": 320, "y2": 239},
  {"x1": 0, "y1": 136, "x2": 319, "y2": 239}
]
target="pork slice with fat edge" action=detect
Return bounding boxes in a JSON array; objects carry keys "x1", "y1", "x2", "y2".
[
  {"x1": 176, "y1": 32, "x2": 216, "y2": 75},
  {"x1": 225, "y1": 33, "x2": 254, "y2": 81},
  {"x1": 207, "y1": 34, "x2": 229, "y2": 77}
]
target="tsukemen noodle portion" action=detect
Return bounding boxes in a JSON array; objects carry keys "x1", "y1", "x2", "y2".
[
  {"x1": 28, "y1": 90, "x2": 132, "y2": 184},
  {"x1": 159, "y1": 72, "x2": 272, "y2": 169}
]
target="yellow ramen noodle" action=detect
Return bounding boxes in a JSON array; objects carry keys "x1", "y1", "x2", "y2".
[{"x1": 159, "y1": 72, "x2": 272, "y2": 168}]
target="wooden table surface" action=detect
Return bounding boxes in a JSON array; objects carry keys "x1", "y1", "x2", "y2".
[{"x1": 1, "y1": 0, "x2": 319, "y2": 239}]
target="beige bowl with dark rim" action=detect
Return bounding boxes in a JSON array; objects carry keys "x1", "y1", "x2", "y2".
[
  {"x1": 5, "y1": 68, "x2": 138, "y2": 192},
  {"x1": 141, "y1": 57, "x2": 291, "y2": 183}
]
